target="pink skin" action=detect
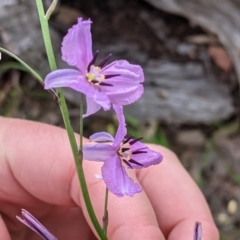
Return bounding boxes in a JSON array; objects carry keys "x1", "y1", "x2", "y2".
[{"x1": 0, "y1": 117, "x2": 219, "y2": 240}]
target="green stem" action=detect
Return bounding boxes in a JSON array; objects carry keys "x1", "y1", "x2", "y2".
[
  {"x1": 35, "y1": 0, "x2": 57, "y2": 71},
  {"x1": 35, "y1": 1, "x2": 107, "y2": 239},
  {"x1": 79, "y1": 94, "x2": 84, "y2": 163},
  {"x1": 103, "y1": 188, "x2": 109, "y2": 235}
]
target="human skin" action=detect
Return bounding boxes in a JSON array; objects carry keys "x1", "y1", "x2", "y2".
[{"x1": 0, "y1": 117, "x2": 219, "y2": 240}]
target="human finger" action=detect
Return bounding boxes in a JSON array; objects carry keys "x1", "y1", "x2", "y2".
[
  {"x1": 0, "y1": 117, "x2": 164, "y2": 239},
  {"x1": 137, "y1": 145, "x2": 219, "y2": 240},
  {"x1": 0, "y1": 214, "x2": 11, "y2": 240},
  {"x1": 71, "y1": 160, "x2": 165, "y2": 240}
]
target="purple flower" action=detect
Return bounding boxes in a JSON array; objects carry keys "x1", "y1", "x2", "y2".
[
  {"x1": 44, "y1": 18, "x2": 144, "y2": 117},
  {"x1": 193, "y1": 222, "x2": 202, "y2": 240},
  {"x1": 83, "y1": 105, "x2": 163, "y2": 197},
  {"x1": 16, "y1": 209, "x2": 57, "y2": 240}
]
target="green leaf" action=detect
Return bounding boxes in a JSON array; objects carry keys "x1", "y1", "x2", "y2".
[{"x1": 0, "y1": 47, "x2": 43, "y2": 83}]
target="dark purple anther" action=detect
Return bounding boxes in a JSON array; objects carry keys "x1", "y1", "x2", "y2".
[
  {"x1": 123, "y1": 136, "x2": 133, "y2": 144},
  {"x1": 129, "y1": 137, "x2": 144, "y2": 145},
  {"x1": 104, "y1": 74, "x2": 121, "y2": 79},
  {"x1": 99, "y1": 82, "x2": 113, "y2": 86},
  {"x1": 87, "y1": 50, "x2": 99, "y2": 72},
  {"x1": 129, "y1": 159, "x2": 144, "y2": 166},
  {"x1": 132, "y1": 150, "x2": 148, "y2": 155},
  {"x1": 121, "y1": 147, "x2": 130, "y2": 152},
  {"x1": 123, "y1": 160, "x2": 133, "y2": 169},
  {"x1": 90, "y1": 79, "x2": 99, "y2": 84},
  {"x1": 98, "y1": 54, "x2": 112, "y2": 68}
]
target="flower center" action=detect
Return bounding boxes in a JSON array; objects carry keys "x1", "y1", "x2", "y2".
[
  {"x1": 86, "y1": 51, "x2": 119, "y2": 87},
  {"x1": 118, "y1": 142, "x2": 132, "y2": 161},
  {"x1": 117, "y1": 137, "x2": 147, "y2": 168},
  {"x1": 86, "y1": 65, "x2": 105, "y2": 85}
]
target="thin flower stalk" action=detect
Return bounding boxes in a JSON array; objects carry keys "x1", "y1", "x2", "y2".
[
  {"x1": 35, "y1": 1, "x2": 107, "y2": 239},
  {"x1": 102, "y1": 188, "x2": 109, "y2": 234}
]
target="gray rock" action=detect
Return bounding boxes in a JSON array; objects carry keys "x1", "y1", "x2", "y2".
[
  {"x1": 94, "y1": 42, "x2": 148, "y2": 65},
  {"x1": 123, "y1": 61, "x2": 234, "y2": 124},
  {"x1": 143, "y1": 0, "x2": 240, "y2": 89},
  {"x1": 177, "y1": 43, "x2": 197, "y2": 56},
  {"x1": 215, "y1": 136, "x2": 240, "y2": 174},
  {"x1": 0, "y1": 0, "x2": 64, "y2": 76},
  {"x1": 177, "y1": 130, "x2": 205, "y2": 147},
  {"x1": 2, "y1": 1, "x2": 233, "y2": 124}
]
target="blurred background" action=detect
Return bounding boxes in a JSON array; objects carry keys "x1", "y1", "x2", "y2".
[{"x1": 0, "y1": 0, "x2": 239, "y2": 239}]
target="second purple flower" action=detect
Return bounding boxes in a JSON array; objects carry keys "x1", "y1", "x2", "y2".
[
  {"x1": 83, "y1": 105, "x2": 163, "y2": 197},
  {"x1": 44, "y1": 18, "x2": 144, "y2": 117}
]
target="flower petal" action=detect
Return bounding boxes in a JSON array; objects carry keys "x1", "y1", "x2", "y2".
[
  {"x1": 44, "y1": 69, "x2": 110, "y2": 112},
  {"x1": 83, "y1": 143, "x2": 115, "y2": 162},
  {"x1": 129, "y1": 141, "x2": 163, "y2": 169},
  {"x1": 89, "y1": 132, "x2": 114, "y2": 142},
  {"x1": 103, "y1": 60, "x2": 144, "y2": 84},
  {"x1": 61, "y1": 18, "x2": 93, "y2": 73},
  {"x1": 16, "y1": 209, "x2": 57, "y2": 240},
  {"x1": 100, "y1": 60, "x2": 144, "y2": 105},
  {"x1": 44, "y1": 69, "x2": 82, "y2": 89},
  {"x1": 112, "y1": 105, "x2": 126, "y2": 147},
  {"x1": 104, "y1": 85, "x2": 144, "y2": 106},
  {"x1": 83, "y1": 96, "x2": 103, "y2": 118},
  {"x1": 102, "y1": 155, "x2": 142, "y2": 197},
  {"x1": 68, "y1": 83, "x2": 111, "y2": 112}
]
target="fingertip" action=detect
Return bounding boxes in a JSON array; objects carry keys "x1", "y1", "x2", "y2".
[
  {"x1": 75, "y1": 160, "x2": 166, "y2": 240},
  {"x1": 110, "y1": 222, "x2": 165, "y2": 240},
  {"x1": 168, "y1": 219, "x2": 219, "y2": 240}
]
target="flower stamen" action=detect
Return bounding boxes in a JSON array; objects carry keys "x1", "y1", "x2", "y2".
[
  {"x1": 129, "y1": 137, "x2": 144, "y2": 145},
  {"x1": 121, "y1": 147, "x2": 130, "y2": 152},
  {"x1": 105, "y1": 74, "x2": 121, "y2": 79},
  {"x1": 117, "y1": 138, "x2": 144, "y2": 167},
  {"x1": 123, "y1": 136, "x2": 133, "y2": 144},
  {"x1": 86, "y1": 65, "x2": 115, "y2": 87},
  {"x1": 132, "y1": 149, "x2": 147, "y2": 154},
  {"x1": 86, "y1": 53, "x2": 120, "y2": 87},
  {"x1": 86, "y1": 65, "x2": 105, "y2": 85},
  {"x1": 123, "y1": 160, "x2": 133, "y2": 169},
  {"x1": 129, "y1": 159, "x2": 143, "y2": 166},
  {"x1": 87, "y1": 50, "x2": 99, "y2": 72},
  {"x1": 99, "y1": 82, "x2": 113, "y2": 86},
  {"x1": 98, "y1": 54, "x2": 112, "y2": 68}
]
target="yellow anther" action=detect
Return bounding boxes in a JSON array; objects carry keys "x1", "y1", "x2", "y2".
[
  {"x1": 94, "y1": 66, "x2": 101, "y2": 72},
  {"x1": 118, "y1": 143, "x2": 132, "y2": 162},
  {"x1": 100, "y1": 74, "x2": 105, "y2": 81},
  {"x1": 86, "y1": 73, "x2": 96, "y2": 81},
  {"x1": 86, "y1": 65, "x2": 105, "y2": 85}
]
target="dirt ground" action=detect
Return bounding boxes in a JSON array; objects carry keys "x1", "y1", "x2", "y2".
[{"x1": 1, "y1": 0, "x2": 240, "y2": 239}]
